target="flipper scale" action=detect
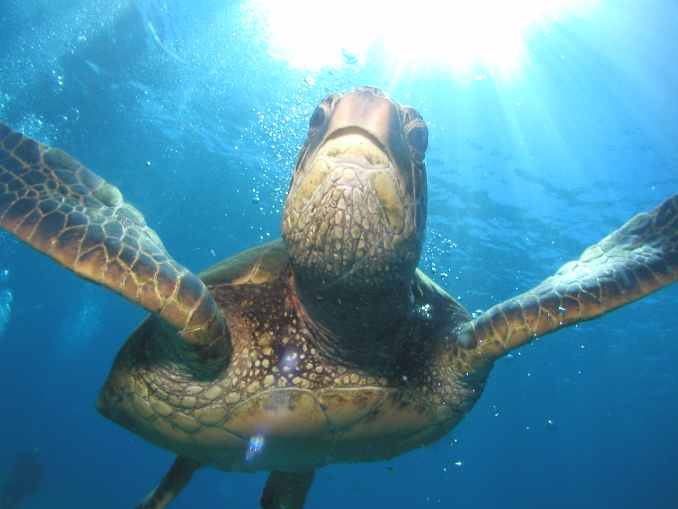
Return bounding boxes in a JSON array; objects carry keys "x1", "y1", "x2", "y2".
[
  {"x1": 461, "y1": 195, "x2": 678, "y2": 358},
  {"x1": 0, "y1": 121, "x2": 229, "y2": 356}
]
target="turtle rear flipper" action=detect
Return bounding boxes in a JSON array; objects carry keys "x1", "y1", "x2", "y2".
[
  {"x1": 460, "y1": 195, "x2": 678, "y2": 359},
  {"x1": 0, "y1": 122, "x2": 228, "y2": 356},
  {"x1": 136, "y1": 457, "x2": 199, "y2": 509},
  {"x1": 261, "y1": 470, "x2": 315, "y2": 509}
]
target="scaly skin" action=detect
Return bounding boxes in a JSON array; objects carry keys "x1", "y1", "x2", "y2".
[
  {"x1": 0, "y1": 122, "x2": 227, "y2": 356},
  {"x1": 98, "y1": 241, "x2": 483, "y2": 472},
  {"x1": 459, "y1": 195, "x2": 678, "y2": 359}
]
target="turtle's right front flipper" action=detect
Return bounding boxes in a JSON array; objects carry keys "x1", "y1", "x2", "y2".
[
  {"x1": 0, "y1": 122, "x2": 229, "y2": 358},
  {"x1": 459, "y1": 195, "x2": 677, "y2": 360}
]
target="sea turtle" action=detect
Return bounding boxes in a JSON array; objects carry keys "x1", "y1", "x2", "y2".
[{"x1": 0, "y1": 87, "x2": 676, "y2": 509}]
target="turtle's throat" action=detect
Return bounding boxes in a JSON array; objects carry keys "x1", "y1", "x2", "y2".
[
  {"x1": 283, "y1": 133, "x2": 423, "y2": 366},
  {"x1": 290, "y1": 271, "x2": 415, "y2": 367}
]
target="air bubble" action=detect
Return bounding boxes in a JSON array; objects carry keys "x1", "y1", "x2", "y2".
[
  {"x1": 0, "y1": 288, "x2": 14, "y2": 337},
  {"x1": 416, "y1": 303, "x2": 433, "y2": 320},
  {"x1": 59, "y1": 300, "x2": 101, "y2": 357}
]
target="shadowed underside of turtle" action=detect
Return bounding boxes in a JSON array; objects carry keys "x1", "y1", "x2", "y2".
[{"x1": 0, "y1": 87, "x2": 676, "y2": 509}]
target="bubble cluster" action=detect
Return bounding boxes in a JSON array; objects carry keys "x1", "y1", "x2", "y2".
[
  {"x1": 0, "y1": 268, "x2": 12, "y2": 337},
  {"x1": 58, "y1": 293, "x2": 102, "y2": 357}
]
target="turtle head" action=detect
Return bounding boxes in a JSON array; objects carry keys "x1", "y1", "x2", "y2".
[{"x1": 283, "y1": 87, "x2": 428, "y2": 292}]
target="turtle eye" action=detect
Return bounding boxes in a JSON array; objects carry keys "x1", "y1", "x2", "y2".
[
  {"x1": 309, "y1": 105, "x2": 326, "y2": 129},
  {"x1": 402, "y1": 106, "x2": 423, "y2": 126},
  {"x1": 406, "y1": 124, "x2": 428, "y2": 159},
  {"x1": 324, "y1": 94, "x2": 339, "y2": 109}
]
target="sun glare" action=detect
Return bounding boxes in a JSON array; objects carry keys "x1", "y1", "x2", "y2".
[{"x1": 244, "y1": 0, "x2": 597, "y2": 75}]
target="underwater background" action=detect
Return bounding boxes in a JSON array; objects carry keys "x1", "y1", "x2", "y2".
[{"x1": 0, "y1": 0, "x2": 677, "y2": 507}]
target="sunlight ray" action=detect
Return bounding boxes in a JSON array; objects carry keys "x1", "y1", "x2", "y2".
[{"x1": 245, "y1": 0, "x2": 598, "y2": 76}]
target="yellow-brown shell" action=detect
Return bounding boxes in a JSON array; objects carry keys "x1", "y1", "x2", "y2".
[{"x1": 97, "y1": 241, "x2": 485, "y2": 472}]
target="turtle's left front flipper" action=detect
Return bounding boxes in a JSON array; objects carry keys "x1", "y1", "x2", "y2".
[
  {"x1": 0, "y1": 122, "x2": 228, "y2": 357},
  {"x1": 459, "y1": 195, "x2": 678, "y2": 360}
]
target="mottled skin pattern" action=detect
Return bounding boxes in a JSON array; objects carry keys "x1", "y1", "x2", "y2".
[
  {"x1": 0, "y1": 86, "x2": 676, "y2": 509},
  {"x1": 99, "y1": 241, "x2": 482, "y2": 472},
  {"x1": 0, "y1": 123, "x2": 227, "y2": 356},
  {"x1": 459, "y1": 196, "x2": 678, "y2": 357},
  {"x1": 283, "y1": 95, "x2": 427, "y2": 289}
]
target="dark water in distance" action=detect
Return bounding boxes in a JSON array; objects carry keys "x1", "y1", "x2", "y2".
[{"x1": 0, "y1": 0, "x2": 677, "y2": 507}]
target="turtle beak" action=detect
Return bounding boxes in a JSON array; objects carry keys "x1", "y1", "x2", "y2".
[{"x1": 320, "y1": 87, "x2": 410, "y2": 172}]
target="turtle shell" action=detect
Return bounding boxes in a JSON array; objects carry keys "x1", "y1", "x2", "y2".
[{"x1": 97, "y1": 241, "x2": 485, "y2": 472}]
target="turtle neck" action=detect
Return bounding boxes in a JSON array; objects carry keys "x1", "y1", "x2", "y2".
[{"x1": 289, "y1": 270, "x2": 416, "y2": 369}]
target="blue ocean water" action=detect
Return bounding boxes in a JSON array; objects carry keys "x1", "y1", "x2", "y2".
[{"x1": 0, "y1": 0, "x2": 676, "y2": 508}]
